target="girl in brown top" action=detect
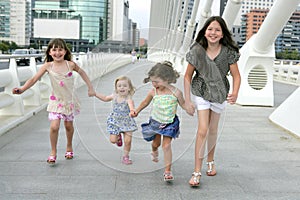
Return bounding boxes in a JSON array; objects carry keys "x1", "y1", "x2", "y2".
[
  {"x1": 12, "y1": 38, "x2": 95, "y2": 164},
  {"x1": 184, "y1": 16, "x2": 241, "y2": 187}
]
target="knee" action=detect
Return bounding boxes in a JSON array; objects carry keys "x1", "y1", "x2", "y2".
[
  {"x1": 152, "y1": 140, "x2": 161, "y2": 149},
  {"x1": 64, "y1": 122, "x2": 74, "y2": 132},
  {"x1": 162, "y1": 142, "x2": 171, "y2": 152},
  {"x1": 197, "y1": 128, "x2": 208, "y2": 139},
  {"x1": 50, "y1": 124, "x2": 60, "y2": 133}
]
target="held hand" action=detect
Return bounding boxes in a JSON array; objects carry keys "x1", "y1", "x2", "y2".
[
  {"x1": 12, "y1": 88, "x2": 22, "y2": 94},
  {"x1": 88, "y1": 88, "x2": 96, "y2": 97},
  {"x1": 129, "y1": 110, "x2": 138, "y2": 117},
  {"x1": 227, "y1": 93, "x2": 238, "y2": 104},
  {"x1": 185, "y1": 101, "x2": 195, "y2": 116}
]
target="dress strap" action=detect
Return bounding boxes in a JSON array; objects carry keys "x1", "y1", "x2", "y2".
[
  {"x1": 65, "y1": 60, "x2": 71, "y2": 71},
  {"x1": 50, "y1": 62, "x2": 54, "y2": 71}
]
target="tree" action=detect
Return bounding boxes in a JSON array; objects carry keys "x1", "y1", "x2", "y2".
[{"x1": 0, "y1": 42, "x2": 9, "y2": 53}]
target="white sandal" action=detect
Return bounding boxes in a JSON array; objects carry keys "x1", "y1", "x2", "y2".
[
  {"x1": 206, "y1": 160, "x2": 217, "y2": 176},
  {"x1": 189, "y1": 172, "x2": 201, "y2": 186}
]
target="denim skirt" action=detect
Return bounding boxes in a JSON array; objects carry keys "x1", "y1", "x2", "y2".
[{"x1": 141, "y1": 115, "x2": 180, "y2": 142}]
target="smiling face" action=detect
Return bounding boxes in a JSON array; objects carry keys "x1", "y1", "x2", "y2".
[
  {"x1": 49, "y1": 46, "x2": 67, "y2": 62},
  {"x1": 150, "y1": 76, "x2": 168, "y2": 90},
  {"x1": 115, "y1": 79, "x2": 131, "y2": 96},
  {"x1": 204, "y1": 20, "x2": 223, "y2": 45}
]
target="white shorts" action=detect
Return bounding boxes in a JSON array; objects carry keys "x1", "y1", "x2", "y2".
[{"x1": 192, "y1": 95, "x2": 226, "y2": 114}]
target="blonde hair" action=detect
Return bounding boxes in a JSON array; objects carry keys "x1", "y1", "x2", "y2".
[
  {"x1": 114, "y1": 76, "x2": 135, "y2": 96},
  {"x1": 143, "y1": 61, "x2": 180, "y2": 84}
]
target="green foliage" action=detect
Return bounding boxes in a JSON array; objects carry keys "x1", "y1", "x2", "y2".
[
  {"x1": 0, "y1": 41, "x2": 21, "y2": 53},
  {"x1": 276, "y1": 49, "x2": 300, "y2": 60},
  {"x1": 0, "y1": 42, "x2": 9, "y2": 52}
]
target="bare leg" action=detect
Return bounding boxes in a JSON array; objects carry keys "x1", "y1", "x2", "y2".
[
  {"x1": 162, "y1": 136, "x2": 172, "y2": 172},
  {"x1": 151, "y1": 134, "x2": 161, "y2": 162},
  {"x1": 152, "y1": 134, "x2": 161, "y2": 152},
  {"x1": 110, "y1": 134, "x2": 118, "y2": 144},
  {"x1": 189, "y1": 109, "x2": 210, "y2": 185},
  {"x1": 206, "y1": 111, "x2": 220, "y2": 175},
  {"x1": 123, "y1": 132, "x2": 132, "y2": 157},
  {"x1": 64, "y1": 121, "x2": 74, "y2": 153},
  {"x1": 49, "y1": 119, "x2": 61, "y2": 156}
]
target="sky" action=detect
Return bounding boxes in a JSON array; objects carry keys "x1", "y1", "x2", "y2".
[
  {"x1": 128, "y1": 0, "x2": 151, "y2": 39},
  {"x1": 128, "y1": 0, "x2": 220, "y2": 39}
]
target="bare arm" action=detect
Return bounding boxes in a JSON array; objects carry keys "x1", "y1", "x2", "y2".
[
  {"x1": 183, "y1": 64, "x2": 196, "y2": 116},
  {"x1": 227, "y1": 62, "x2": 241, "y2": 104},
  {"x1": 174, "y1": 88, "x2": 187, "y2": 110},
  {"x1": 72, "y1": 61, "x2": 95, "y2": 97},
  {"x1": 95, "y1": 93, "x2": 114, "y2": 102},
  {"x1": 127, "y1": 98, "x2": 136, "y2": 117},
  {"x1": 12, "y1": 64, "x2": 48, "y2": 94},
  {"x1": 134, "y1": 89, "x2": 154, "y2": 115}
]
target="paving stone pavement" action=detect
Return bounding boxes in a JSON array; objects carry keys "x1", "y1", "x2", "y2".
[{"x1": 0, "y1": 61, "x2": 299, "y2": 200}]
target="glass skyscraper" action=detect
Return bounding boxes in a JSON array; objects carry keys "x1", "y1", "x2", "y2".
[{"x1": 33, "y1": 0, "x2": 108, "y2": 45}]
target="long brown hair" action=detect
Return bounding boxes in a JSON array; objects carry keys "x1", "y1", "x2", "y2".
[
  {"x1": 44, "y1": 38, "x2": 72, "y2": 62},
  {"x1": 195, "y1": 16, "x2": 239, "y2": 52}
]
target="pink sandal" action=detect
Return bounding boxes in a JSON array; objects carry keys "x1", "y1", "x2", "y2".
[
  {"x1": 47, "y1": 155, "x2": 56, "y2": 164},
  {"x1": 65, "y1": 152, "x2": 74, "y2": 159},
  {"x1": 116, "y1": 133, "x2": 123, "y2": 147},
  {"x1": 122, "y1": 155, "x2": 132, "y2": 165}
]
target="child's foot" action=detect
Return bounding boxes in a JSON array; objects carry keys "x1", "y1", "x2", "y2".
[
  {"x1": 65, "y1": 151, "x2": 74, "y2": 159},
  {"x1": 189, "y1": 172, "x2": 201, "y2": 187},
  {"x1": 122, "y1": 155, "x2": 132, "y2": 165},
  {"x1": 206, "y1": 160, "x2": 217, "y2": 176},
  {"x1": 151, "y1": 151, "x2": 159, "y2": 162},
  {"x1": 163, "y1": 171, "x2": 174, "y2": 182},
  {"x1": 116, "y1": 134, "x2": 123, "y2": 147},
  {"x1": 47, "y1": 155, "x2": 56, "y2": 164}
]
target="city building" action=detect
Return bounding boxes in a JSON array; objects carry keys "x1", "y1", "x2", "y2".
[
  {"x1": 275, "y1": 10, "x2": 300, "y2": 52},
  {"x1": 93, "y1": 0, "x2": 140, "y2": 53},
  {"x1": 0, "y1": 0, "x2": 31, "y2": 47},
  {"x1": 31, "y1": 0, "x2": 109, "y2": 52},
  {"x1": 241, "y1": 9, "x2": 269, "y2": 43}
]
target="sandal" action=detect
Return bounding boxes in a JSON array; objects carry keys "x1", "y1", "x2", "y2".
[
  {"x1": 65, "y1": 151, "x2": 74, "y2": 159},
  {"x1": 163, "y1": 171, "x2": 174, "y2": 182},
  {"x1": 151, "y1": 151, "x2": 159, "y2": 162},
  {"x1": 47, "y1": 155, "x2": 56, "y2": 164},
  {"x1": 116, "y1": 133, "x2": 123, "y2": 147},
  {"x1": 206, "y1": 160, "x2": 217, "y2": 176},
  {"x1": 122, "y1": 155, "x2": 133, "y2": 165},
  {"x1": 189, "y1": 172, "x2": 201, "y2": 187}
]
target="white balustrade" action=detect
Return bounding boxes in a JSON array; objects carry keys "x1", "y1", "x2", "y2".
[{"x1": 273, "y1": 60, "x2": 300, "y2": 85}]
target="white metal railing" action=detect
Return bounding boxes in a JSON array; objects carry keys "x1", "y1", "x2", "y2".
[
  {"x1": 0, "y1": 52, "x2": 131, "y2": 135},
  {"x1": 273, "y1": 59, "x2": 300, "y2": 85}
]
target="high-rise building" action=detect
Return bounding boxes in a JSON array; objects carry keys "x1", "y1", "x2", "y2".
[
  {"x1": 0, "y1": 0, "x2": 31, "y2": 47},
  {"x1": 108, "y1": 0, "x2": 130, "y2": 41},
  {"x1": 275, "y1": 10, "x2": 300, "y2": 52},
  {"x1": 234, "y1": 0, "x2": 275, "y2": 25},
  {"x1": 33, "y1": 0, "x2": 108, "y2": 45},
  {"x1": 241, "y1": 9, "x2": 269, "y2": 42}
]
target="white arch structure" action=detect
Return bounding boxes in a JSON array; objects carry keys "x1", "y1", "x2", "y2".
[{"x1": 147, "y1": 0, "x2": 300, "y2": 136}]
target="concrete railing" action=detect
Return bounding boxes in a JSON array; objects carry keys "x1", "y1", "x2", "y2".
[
  {"x1": 273, "y1": 59, "x2": 300, "y2": 85},
  {"x1": 0, "y1": 53, "x2": 131, "y2": 135}
]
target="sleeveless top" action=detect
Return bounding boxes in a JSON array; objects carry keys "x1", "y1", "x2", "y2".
[
  {"x1": 46, "y1": 61, "x2": 80, "y2": 115},
  {"x1": 151, "y1": 88, "x2": 178, "y2": 124}
]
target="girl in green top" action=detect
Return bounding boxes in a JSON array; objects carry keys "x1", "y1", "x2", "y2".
[{"x1": 131, "y1": 61, "x2": 187, "y2": 182}]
